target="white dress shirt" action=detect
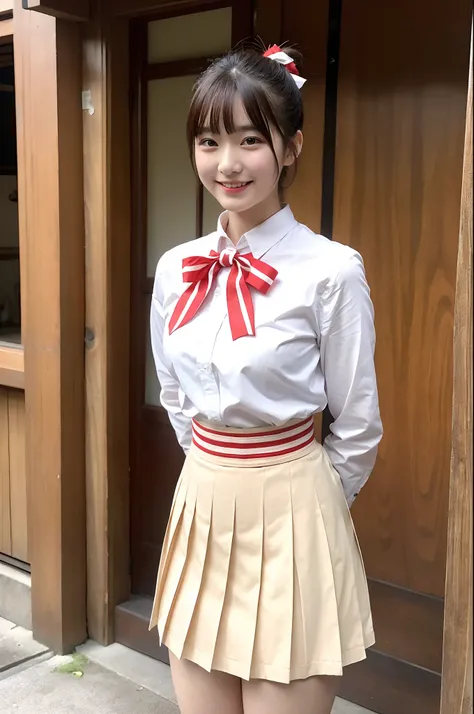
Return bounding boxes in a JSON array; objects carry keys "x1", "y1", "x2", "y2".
[{"x1": 150, "y1": 205, "x2": 383, "y2": 505}]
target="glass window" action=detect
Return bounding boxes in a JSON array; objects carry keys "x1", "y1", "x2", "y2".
[
  {"x1": 0, "y1": 42, "x2": 20, "y2": 348},
  {"x1": 148, "y1": 8, "x2": 232, "y2": 64}
]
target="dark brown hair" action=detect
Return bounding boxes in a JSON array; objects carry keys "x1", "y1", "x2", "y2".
[{"x1": 186, "y1": 46, "x2": 304, "y2": 191}]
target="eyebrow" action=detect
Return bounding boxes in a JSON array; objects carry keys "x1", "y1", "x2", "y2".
[{"x1": 198, "y1": 124, "x2": 258, "y2": 135}]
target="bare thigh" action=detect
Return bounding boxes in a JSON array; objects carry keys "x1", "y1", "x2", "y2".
[
  {"x1": 169, "y1": 653, "x2": 244, "y2": 714},
  {"x1": 242, "y1": 675, "x2": 340, "y2": 714}
]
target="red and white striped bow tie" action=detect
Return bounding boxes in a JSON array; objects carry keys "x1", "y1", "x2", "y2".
[{"x1": 169, "y1": 248, "x2": 278, "y2": 340}]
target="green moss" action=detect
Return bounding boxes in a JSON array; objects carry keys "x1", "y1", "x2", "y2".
[{"x1": 55, "y1": 653, "x2": 89, "y2": 675}]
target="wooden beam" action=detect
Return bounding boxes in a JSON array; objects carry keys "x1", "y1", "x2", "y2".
[
  {"x1": 0, "y1": 18, "x2": 13, "y2": 37},
  {"x1": 0, "y1": 0, "x2": 13, "y2": 17},
  {"x1": 440, "y1": 25, "x2": 473, "y2": 714},
  {"x1": 108, "y1": 0, "x2": 228, "y2": 19},
  {"x1": 13, "y1": 1, "x2": 86, "y2": 653},
  {"x1": 23, "y1": 0, "x2": 90, "y2": 22},
  {"x1": 0, "y1": 347, "x2": 24, "y2": 390},
  {"x1": 83, "y1": 0, "x2": 130, "y2": 645}
]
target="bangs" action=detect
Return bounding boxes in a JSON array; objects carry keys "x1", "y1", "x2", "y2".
[{"x1": 187, "y1": 71, "x2": 284, "y2": 157}]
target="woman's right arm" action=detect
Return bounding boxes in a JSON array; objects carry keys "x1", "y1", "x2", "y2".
[{"x1": 150, "y1": 266, "x2": 192, "y2": 453}]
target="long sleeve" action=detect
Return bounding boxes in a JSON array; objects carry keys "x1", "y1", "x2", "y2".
[
  {"x1": 150, "y1": 266, "x2": 192, "y2": 453},
  {"x1": 319, "y1": 251, "x2": 383, "y2": 506}
]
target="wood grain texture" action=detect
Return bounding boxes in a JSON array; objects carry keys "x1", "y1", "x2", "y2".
[
  {"x1": 335, "y1": 0, "x2": 472, "y2": 597},
  {"x1": 7, "y1": 389, "x2": 27, "y2": 563},
  {"x1": 441, "y1": 27, "x2": 473, "y2": 714},
  {"x1": 0, "y1": 388, "x2": 11, "y2": 556},
  {"x1": 13, "y1": 2, "x2": 86, "y2": 652},
  {"x1": 83, "y1": 0, "x2": 131, "y2": 646}
]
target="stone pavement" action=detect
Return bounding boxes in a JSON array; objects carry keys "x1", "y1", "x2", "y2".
[{"x1": 0, "y1": 617, "x2": 375, "y2": 713}]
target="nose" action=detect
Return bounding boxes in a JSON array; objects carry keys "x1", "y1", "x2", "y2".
[{"x1": 217, "y1": 144, "x2": 242, "y2": 177}]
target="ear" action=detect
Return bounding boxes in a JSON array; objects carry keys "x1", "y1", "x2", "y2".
[{"x1": 283, "y1": 131, "x2": 304, "y2": 167}]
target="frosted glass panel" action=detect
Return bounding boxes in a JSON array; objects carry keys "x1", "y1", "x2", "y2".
[
  {"x1": 145, "y1": 313, "x2": 161, "y2": 407},
  {"x1": 148, "y1": 8, "x2": 232, "y2": 64},
  {"x1": 147, "y1": 75, "x2": 197, "y2": 277},
  {"x1": 202, "y1": 190, "x2": 223, "y2": 236}
]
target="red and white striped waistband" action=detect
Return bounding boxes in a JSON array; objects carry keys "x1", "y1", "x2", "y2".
[{"x1": 191, "y1": 416, "x2": 316, "y2": 462}]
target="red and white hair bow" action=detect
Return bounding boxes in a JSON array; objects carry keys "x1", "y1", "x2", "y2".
[
  {"x1": 263, "y1": 44, "x2": 307, "y2": 89},
  {"x1": 169, "y1": 248, "x2": 278, "y2": 341}
]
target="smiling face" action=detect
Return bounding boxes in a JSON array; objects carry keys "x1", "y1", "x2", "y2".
[{"x1": 194, "y1": 98, "x2": 300, "y2": 222}]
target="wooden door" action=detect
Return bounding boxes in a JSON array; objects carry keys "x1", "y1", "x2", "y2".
[
  {"x1": 333, "y1": 1, "x2": 472, "y2": 713},
  {"x1": 126, "y1": 1, "x2": 253, "y2": 658}
]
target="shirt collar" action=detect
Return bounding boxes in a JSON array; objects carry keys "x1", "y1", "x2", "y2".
[{"x1": 215, "y1": 205, "x2": 298, "y2": 260}]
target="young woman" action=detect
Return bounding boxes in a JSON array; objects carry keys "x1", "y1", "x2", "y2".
[{"x1": 149, "y1": 44, "x2": 383, "y2": 714}]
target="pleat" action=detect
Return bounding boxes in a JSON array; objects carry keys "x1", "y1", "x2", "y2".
[
  {"x1": 164, "y1": 478, "x2": 214, "y2": 658},
  {"x1": 182, "y1": 472, "x2": 236, "y2": 672},
  {"x1": 315, "y1": 449, "x2": 367, "y2": 658},
  {"x1": 212, "y1": 469, "x2": 265, "y2": 680},
  {"x1": 251, "y1": 465, "x2": 293, "y2": 682},
  {"x1": 158, "y1": 474, "x2": 198, "y2": 642},
  {"x1": 338, "y1": 495, "x2": 374, "y2": 650},
  {"x1": 149, "y1": 472, "x2": 188, "y2": 632},
  {"x1": 291, "y1": 453, "x2": 343, "y2": 674}
]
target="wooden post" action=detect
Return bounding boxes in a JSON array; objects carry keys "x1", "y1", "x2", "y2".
[
  {"x1": 13, "y1": 2, "x2": 87, "y2": 652},
  {"x1": 440, "y1": 25, "x2": 473, "y2": 714},
  {"x1": 82, "y1": 0, "x2": 131, "y2": 645}
]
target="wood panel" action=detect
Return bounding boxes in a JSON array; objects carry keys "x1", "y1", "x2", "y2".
[
  {"x1": 115, "y1": 596, "x2": 169, "y2": 663},
  {"x1": 83, "y1": 0, "x2": 131, "y2": 646},
  {"x1": 335, "y1": 0, "x2": 472, "y2": 598},
  {"x1": 0, "y1": 18, "x2": 13, "y2": 37},
  {"x1": 108, "y1": 0, "x2": 229, "y2": 18},
  {"x1": 13, "y1": 1, "x2": 86, "y2": 652},
  {"x1": 8, "y1": 388, "x2": 27, "y2": 562},
  {"x1": 0, "y1": 388, "x2": 11, "y2": 556},
  {"x1": 369, "y1": 579, "x2": 444, "y2": 674},
  {"x1": 441, "y1": 27, "x2": 473, "y2": 714},
  {"x1": 0, "y1": 346, "x2": 24, "y2": 390},
  {"x1": 0, "y1": 387, "x2": 27, "y2": 562}
]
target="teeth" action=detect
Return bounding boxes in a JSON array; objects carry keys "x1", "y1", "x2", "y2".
[{"x1": 222, "y1": 182, "x2": 249, "y2": 188}]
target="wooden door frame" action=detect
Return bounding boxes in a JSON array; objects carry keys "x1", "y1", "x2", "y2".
[
  {"x1": 118, "y1": 0, "x2": 254, "y2": 659},
  {"x1": 440, "y1": 24, "x2": 473, "y2": 714}
]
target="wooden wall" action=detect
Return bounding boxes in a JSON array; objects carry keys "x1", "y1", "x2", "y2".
[
  {"x1": 0, "y1": 387, "x2": 27, "y2": 563},
  {"x1": 333, "y1": 0, "x2": 472, "y2": 711}
]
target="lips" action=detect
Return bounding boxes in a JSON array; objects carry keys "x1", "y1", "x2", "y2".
[{"x1": 217, "y1": 181, "x2": 253, "y2": 194}]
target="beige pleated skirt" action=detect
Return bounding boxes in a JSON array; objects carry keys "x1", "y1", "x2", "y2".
[{"x1": 149, "y1": 418, "x2": 375, "y2": 684}]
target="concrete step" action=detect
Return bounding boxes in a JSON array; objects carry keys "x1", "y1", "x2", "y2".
[{"x1": 0, "y1": 563, "x2": 32, "y2": 630}]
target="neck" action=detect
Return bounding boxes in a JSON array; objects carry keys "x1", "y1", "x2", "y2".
[{"x1": 225, "y1": 194, "x2": 283, "y2": 246}]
